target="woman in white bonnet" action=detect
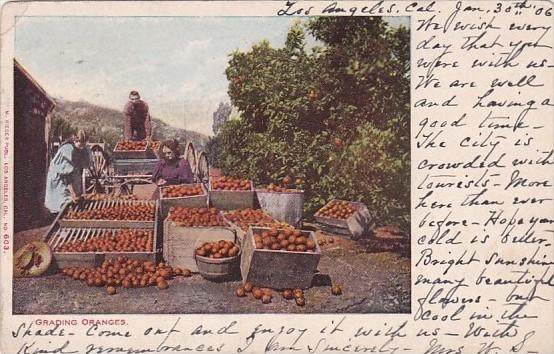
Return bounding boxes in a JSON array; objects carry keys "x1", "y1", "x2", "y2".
[{"x1": 45, "y1": 129, "x2": 90, "y2": 214}]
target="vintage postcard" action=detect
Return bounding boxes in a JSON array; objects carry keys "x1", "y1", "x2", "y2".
[{"x1": 1, "y1": 1, "x2": 552, "y2": 354}]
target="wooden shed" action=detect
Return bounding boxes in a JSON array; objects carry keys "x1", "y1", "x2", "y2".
[{"x1": 14, "y1": 59, "x2": 55, "y2": 232}]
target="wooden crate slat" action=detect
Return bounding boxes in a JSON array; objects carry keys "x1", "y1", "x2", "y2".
[
  {"x1": 56, "y1": 229, "x2": 71, "y2": 248},
  {"x1": 66, "y1": 228, "x2": 79, "y2": 243},
  {"x1": 49, "y1": 228, "x2": 63, "y2": 248},
  {"x1": 83, "y1": 228, "x2": 95, "y2": 241},
  {"x1": 53, "y1": 252, "x2": 99, "y2": 268}
]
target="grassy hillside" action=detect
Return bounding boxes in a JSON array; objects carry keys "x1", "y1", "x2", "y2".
[{"x1": 50, "y1": 98, "x2": 209, "y2": 151}]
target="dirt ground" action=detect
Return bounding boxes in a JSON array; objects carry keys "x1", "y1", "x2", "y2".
[{"x1": 12, "y1": 184, "x2": 411, "y2": 314}]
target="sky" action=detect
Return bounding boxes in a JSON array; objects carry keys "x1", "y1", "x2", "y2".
[{"x1": 15, "y1": 16, "x2": 409, "y2": 136}]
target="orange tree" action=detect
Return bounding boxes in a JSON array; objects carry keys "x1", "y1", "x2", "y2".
[{"x1": 217, "y1": 18, "x2": 410, "y2": 229}]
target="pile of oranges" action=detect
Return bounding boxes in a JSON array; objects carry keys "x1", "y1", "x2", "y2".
[
  {"x1": 316, "y1": 200, "x2": 358, "y2": 220},
  {"x1": 235, "y1": 282, "x2": 308, "y2": 306},
  {"x1": 162, "y1": 184, "x2": 204, "y2": 198},
  {"x1": 223, "y1": 209, "x2": 277, "y2": 231},
  {"x1": 64, "y1": 204, "x2": 155, "y2": 221},
  {"x1": 62, "y1": 258, "x2": 191, "y2": 294},
  {"x1": 54, "y1": 229, "x2": 153, "y2": 253},
  {"x1": 235, "y1": 283, "x2": 341, "y2": 306},
  {"x1": 195, "y1": 240, "x2": 240, "y2": 258},
  {"x1": 253, "y1": 228, "x2": 316, "y2": 253},
  {"x1": 168, "y1": 207, "x2": 227, "y2": 227},
  {"x1": 235, "y1": 283, "x2": 276, "y2": 304},
  {"x1": 115, "y1": 140, "x2": 148, "y2": 151},
  {"x1": 211, "y1": 177, "x2": 251, "y2": 191}
]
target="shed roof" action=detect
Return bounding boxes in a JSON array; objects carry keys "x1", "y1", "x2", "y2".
[{"x1": 14, "y1": 58, "x2": 56, "y2": 111}]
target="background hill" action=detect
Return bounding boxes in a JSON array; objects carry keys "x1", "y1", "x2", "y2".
[{"x1": 50, "y1": 98, "x2": 209, "y2": 151}]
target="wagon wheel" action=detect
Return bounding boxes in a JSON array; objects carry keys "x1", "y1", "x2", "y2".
[
  {"x1": 196, "y1": 151, "x2": 209, "y2": 184},
  {"x1": 184, "y1": 141, "x2": 197, "y2": 178},
  {"x1": 84, "y1": 143, "x2": 109, "y2": 194}
]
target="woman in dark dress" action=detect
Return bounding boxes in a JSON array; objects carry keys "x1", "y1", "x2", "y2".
[{"x1": 151, "y1": 140, "x2": 194, "y2": 198}]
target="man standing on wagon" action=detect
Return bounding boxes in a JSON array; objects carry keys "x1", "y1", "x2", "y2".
[{"x1": 123, "y1": 90, "x2": 152, "y2": 141}]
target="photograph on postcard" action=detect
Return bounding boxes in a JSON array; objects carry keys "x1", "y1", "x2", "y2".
[{"x1": 11, "y1": 15, "x2": 411, "y2": 314}]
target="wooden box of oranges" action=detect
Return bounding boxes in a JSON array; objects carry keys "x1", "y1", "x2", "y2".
[
  {"x1": 163, "y1": 207, "x2": 236, "y2": 272},
  {"x1": 240, "y1": 226, "x2": 321, "y2": 289},
  {"x1": 113, "y1": 140, "x2": 152, "y2": 159},
  {"x1": 159, "y1": 183, "x2": 208, "y2": 218},
  {"x1": 314, "y1": 199, "x2": 373, "y2": 239},
  {"x1": 58, "y1": 200, "x2": 158, "y2": 229},
  {"x1": 208, "y1": 176, "x2": 255, "y2": 211},
  {"x1": 45, "y1": 226, "x2": 158, "y2": 269}
]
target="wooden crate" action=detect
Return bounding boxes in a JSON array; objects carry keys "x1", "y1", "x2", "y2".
[
  {"x1": 163, "y1": 214, "x2": 236, "y2": 272},
  {"x1": 113, "y1": 141, "x2": 152, "y2": 159},
  {"x1": 45, "y1": 226, "x2": 159, "y2": 269},
  {"x1": 58, "y1": 200, "x2": 157, "y2": 229},
  {"x1": 208, "y1": 177, "x2": 255, "y2": 211},
  {"x1": 314, "y1": 200, "x2": 373, "y2": 239},
  {"x1": 255, "y1": 189, "x2": 304, "y2": 227},
  {"x1": 240, "y1": 227, "x2": 321, "y2": 289},
  {"x1": 159, "y1": 183, "x2": 208, "y2": 218}
]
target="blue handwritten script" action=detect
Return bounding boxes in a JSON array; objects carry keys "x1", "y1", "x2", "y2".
[{"x1": 412, "y1": 0, "x2": 553, "y2": 353}]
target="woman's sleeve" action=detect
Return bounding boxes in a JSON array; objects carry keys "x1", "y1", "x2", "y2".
[
  {"x1": 151, "y1": 160, "x2": 163, "y2": 183},
  {"x1": 51, "y1": 144, "x2": 76, "y2": 177},
  {"x1": 178, "y1": 159, "x2": 194, "y2": 184}
]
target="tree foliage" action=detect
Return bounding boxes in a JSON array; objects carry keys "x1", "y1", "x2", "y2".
[
  {"x1": 50, "y1": 115, "x2": 77, "y2": 141},
  {"x1": 217, "y1": 17, "x2": 410, "y2": 229},
  {"x1": 212, "y1": 102, "x2": 232, "y2": 135}
]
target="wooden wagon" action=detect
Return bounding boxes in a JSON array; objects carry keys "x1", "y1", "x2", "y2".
[{"x1": 82, "y1": 140, "x2": 209, "y2": 195}]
